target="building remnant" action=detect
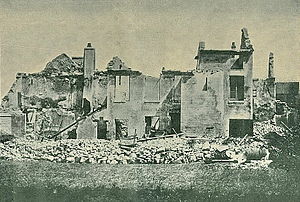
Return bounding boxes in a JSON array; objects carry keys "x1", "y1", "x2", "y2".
[
  {"x1": 252, "y1": 52, "x2": 299, "y2": 127},
  {"x1": 1, "y1": 28, "x2": 298, "y2": 141},
  {"x1": 0, "y1": 112, "x2": 25, "y2": 137},
  {"x1": 0, "y1": 113, "x2": 12, "y2": 134}
]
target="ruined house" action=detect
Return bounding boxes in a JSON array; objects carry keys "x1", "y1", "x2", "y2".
[
  {"x1": 1, "y1": 28, "x2": 256, "y2": 139},
  {"x1": 252, "y1": 52, "x2": 299, "y2": 127}
]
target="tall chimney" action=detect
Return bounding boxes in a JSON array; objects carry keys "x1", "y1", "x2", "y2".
[
  {"x1": 268, "y1": 52, "x2": 274, "y2": 78},
  {"x1": 199, "y1": 41, "x2": 205, "y2": 50},
  {"x1": 83, "y1": 42, "x2": 95, "y2": 78},
  {"x1": 82, "y1": 43, "x2": 95, "y2": 114},
  {"x1": 231, "y1": 42, "x2": 236, "y2": 50}
]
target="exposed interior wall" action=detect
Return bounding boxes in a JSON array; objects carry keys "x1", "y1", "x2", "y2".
[{"x1": 156, "y1": 74, "x2": 182, "y2": 133}]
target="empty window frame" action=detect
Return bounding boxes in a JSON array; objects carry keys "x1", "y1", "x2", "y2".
[{"x1": 230, "y1": 76, "x2": 244, "y2": 101}]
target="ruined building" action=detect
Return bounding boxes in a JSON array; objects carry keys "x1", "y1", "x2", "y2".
[
  {"x1": 1, "y1": 28, "x2": 257, "y2": 139},
  {"x1": 252, "y1": 51, "x2": 299, "y2": 127}
]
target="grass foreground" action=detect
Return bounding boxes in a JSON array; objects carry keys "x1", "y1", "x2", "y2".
[{"x1": 0, "y1": 160, "x2": 300, "y2": 202}]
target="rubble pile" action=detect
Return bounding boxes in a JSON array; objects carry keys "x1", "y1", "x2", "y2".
[
  {"x1": 1, "y1": 121, "x2": 297, "y2": 167},
  {"x1": 253, "y1": 121, "x2": 286, "y2": 136},
  {"x1": 0, "y1": 135, "x2": 269, "y2": 165}
]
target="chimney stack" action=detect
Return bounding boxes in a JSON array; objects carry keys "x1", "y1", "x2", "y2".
[
  {"x1": 268, "y1": 52, "x2": 274, "y2": 78},
  {"x1": 199, "y1": 41, "x2": 205, "y2": 50},
  {"x1": 231, "y1": 42, "x2": 236, "y2": 50},
  {"x1": 83, "y1": 42, "x2": 95, "y2": 78}
]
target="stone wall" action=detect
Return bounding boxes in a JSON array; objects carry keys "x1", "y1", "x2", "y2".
[{"x1": 181, "y1": 72, "x2": 224, "y2": 137}]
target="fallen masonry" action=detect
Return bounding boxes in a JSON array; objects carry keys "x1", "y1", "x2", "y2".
[{"x1": 1, "y1": 121, "x2": 299, "y2": 168}]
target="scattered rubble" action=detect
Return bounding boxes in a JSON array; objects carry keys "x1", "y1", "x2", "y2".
[{"x1": 1, "y1": 119, "x2": 298, "y2": 169}]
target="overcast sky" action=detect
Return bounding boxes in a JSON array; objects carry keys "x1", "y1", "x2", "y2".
[{"x1": 1, "y1": 0, "x2": 299, "y2": 98}]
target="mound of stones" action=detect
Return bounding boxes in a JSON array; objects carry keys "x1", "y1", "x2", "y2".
[{"x1": 0, "y1": 135, "x2": 271, "y2": 165}]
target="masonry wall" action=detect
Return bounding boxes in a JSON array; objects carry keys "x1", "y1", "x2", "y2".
[
  {"x1": 192, "y1": 49, "x2": 253, "y2": 137},
  {"x1": 2, "y1": 74, "x2": 83, "y2": 111},
  {"x1": 225, "y1": 54, "x2": 253, "y2": 137},
  {"x1": 107, "y1": 73, "x2": 141, "y2": 139},
  {"x1": 104, "y1": 70, "x2": 183, "y2": 139},
  {"x1": 181, "y1": 72, "x2": 224, "y2": 137}
]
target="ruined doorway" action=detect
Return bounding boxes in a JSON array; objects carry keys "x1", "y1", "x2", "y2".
[
  {"x1": 97, "y1": 118, "x2": 107, "y2": 139},
  {"x1": 115, "y1": 119, "x2": 128, "y2": 139},
  {"x1": 229, "y1": 119, "x2": 253, "y2": 137},
  {"x1": 82, "y1": 98, "x2": 91, "y2": 115},
  {"x1": 145, "y1": 116, "x2": 152, "y2": 135},
  {"x1": 170, "y1": 113, "x2": 180, "y2": 133},
  {"x1": 145, "y1": 116, "x2": 160, "y2": 136}
]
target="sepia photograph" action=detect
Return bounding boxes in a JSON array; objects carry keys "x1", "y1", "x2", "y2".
[{"x1": 0, "y1": 0, "x2": 299, "y2": 201}]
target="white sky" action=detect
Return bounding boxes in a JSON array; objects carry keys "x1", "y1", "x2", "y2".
[{"x1": 1, "y1": 0, "x2": 299, "y2": 98}]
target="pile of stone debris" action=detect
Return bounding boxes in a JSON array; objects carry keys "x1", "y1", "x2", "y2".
[
  {"x1": 0, "y1": 121, "x2": 297, "y2": 167},
  {"x1": 0, "y1": 136, "x2": 267, "y2": 166}
]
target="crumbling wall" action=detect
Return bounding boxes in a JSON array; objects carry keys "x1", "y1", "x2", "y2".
[
  {"x1": 1, "y1": 53, "x2": 84, "y2": 112},
  {"x1": 105, "y1": 68, "x2": 186, "y2": 139},
  {"x1": 20, "y1": 74, "x2": 83, "y2": 110},
  {"x1": 1, "y1": 81, "x2": 18, "y2": 110},
  {"x1": 107, "y1": 56, "x2": 130, "y2": 70},
  {"x1": 1, "y1": 53, "x2": 84, "y2": 139},
  {"x1": 253, "y1": 78, "x2": 276, "y2": 121},
  {"x1": 42, "y1": 54, "x2": 83, "y2": 75}
]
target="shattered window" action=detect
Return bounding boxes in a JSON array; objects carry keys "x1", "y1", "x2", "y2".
[
  {"x1": 230, "y1": 76, "x2": 244, "y2": 101},
  {"x1": 114, "y1": 76, "x2": 130, "y2": 102}
]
